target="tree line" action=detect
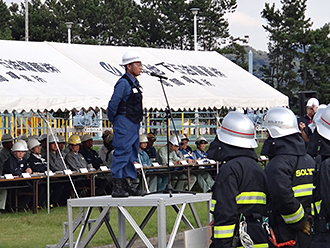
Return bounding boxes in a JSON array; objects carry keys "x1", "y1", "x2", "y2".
[
  {"x1": 0, "y1": 0, "x2": 330, "y2": 109},
  {"x1": 261, "y1": 0, "x2": 330, "y2": 108}
]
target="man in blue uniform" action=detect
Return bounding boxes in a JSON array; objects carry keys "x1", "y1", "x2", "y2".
[
  {"x1": 263, "y1": 107, "x2": 315, "y2": 248},
  {"x1": 108, "y1": 50, "x2": 146, "y2": 197},
  {"x1": 208, "y1": 112, "x2": 269, "y2": 248}
]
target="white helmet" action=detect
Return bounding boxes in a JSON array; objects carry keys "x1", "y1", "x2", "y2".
[
  {"x1": 195, "y1": 136, "x2": 208, "y2": 146},
  {"x1": 217, "y1": 112, "x2": 257, "y2": 148},
  {"x1": 120, "y1": 50, "x2": 142, "y2": 66},
  {"x1": 312, "y1": 104, "x2": 327, "y2": 124},
  {"x1": 316, "y1": 105, "x2": 330, "y2": 140},
  {"x1": 169, "y1": 135, "x2": 181, "y2": 147},
  {"x1": 139, "y1": 134, "x2": 148, "y2": 143},
  {"x1": 263, "y1": 107, "x2": 300, "y2": 138},
  {"x1": 12, "y1": 140, "x2": 28, "y2": 152},
  {"x1": 179, "y1": 133, "x2": 189, "y2": 141},
  {"x1": 28, "y1": 138, "x2": 41, "y2": 150},
  {"x1": 49, "y1": 135, "x2": 59, "y2": 143}
]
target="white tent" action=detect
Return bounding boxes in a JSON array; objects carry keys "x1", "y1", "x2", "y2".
[{"x1": 0, "y1": 40, "x2": 288, "y2": 113}]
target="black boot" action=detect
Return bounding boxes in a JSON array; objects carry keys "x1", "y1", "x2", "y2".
[
  {"x1": 112, "y1": 178, "x2": 129, "y2": 197},
  {"x1": 124, "y1": 178, "x2": 147, "y2": 196}
]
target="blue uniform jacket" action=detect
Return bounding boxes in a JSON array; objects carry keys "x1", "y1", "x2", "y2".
[{"x1": 107, "y1": 72, "x2": 139, "y2": 123}]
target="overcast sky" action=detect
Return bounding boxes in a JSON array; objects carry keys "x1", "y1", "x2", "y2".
[
  {"x1": 225, "y1": 0, "x2": 330, "y2": 51},
  {"x1": 4, "y1": 0, "x2": 330, "y2": 52}
]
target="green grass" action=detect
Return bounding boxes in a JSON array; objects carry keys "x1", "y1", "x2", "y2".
[{"x1": 0, "y1": 201, "x2": 209, "y2": 248}]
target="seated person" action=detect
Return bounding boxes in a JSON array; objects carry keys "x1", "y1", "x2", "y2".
[
  {"x1": 135, "y1": 134, "x2": 157, "y2": 192},
  {"x1": 57, "y1": 134, "x2": 68, "y2": 158},
  {"x1": 3, "y1": 140, "x2": 31, "y2": 176},
  {"x1": 3, "y1": 140, "x2": 32, "y2": 209},
  {"x1": 105, "y1": 134, "x2": 114, "y2": 169},
  {"x1": 39, "y1": 134, "x2": 48, "y2": 158},
  {"x1": 27, "y1": 138, "x2": 47, "y2": 172},
  {"x1": 144, "y1": 133, "x2": 157, "y2": 161},
  {"x1": 156, "y1": 135, "x2": 196, "y2": 191},
  {"x1": 99, "y1": 130, "x2": 113, "y2": 165},
  {"x1": 65, "y1": 135, "x2": 89, "y2": 172},
  {"x1": 65, "y1": 134, "x2": 107, "y2": 196},
  {"x1": 192, "y1": 136, "x2": 214, "y2": 193},
  {"x1": 27, "y1": 138, "x2": 47, "y2": 206},
  {"x1": 178, "y1": 133, "x2": 195, "y2": 161},
  {"x1": 79, "y1": 134, "x2": 103, "y2": 170},
  {"x1": 46, "y1": 135, "x2": 70, "y2": 206},
  {"x1": 0, "y1": 133, "x2": 14, "y2": 175},
  {"x1": 192, "y1": 136, "x2": 208, "y2": 160}
]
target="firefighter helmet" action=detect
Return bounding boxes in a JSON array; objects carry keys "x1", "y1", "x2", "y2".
[
  {"x1": 316, "y1": 105, "x2": 330, "y2": 140},
  {"x1": 263, "y1": 107, "x2": 300, "y2": 138},
  {"x1": 217, "y1": 111, "x2": 257, "y2": 148}
]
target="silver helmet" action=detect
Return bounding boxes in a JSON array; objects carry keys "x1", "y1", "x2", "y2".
[
  {"x1": 217, "y1": 111, "x2": 257, "y2": 148},
  {"x1": 263, "y1": 107, "x2": 300, "y2": 138}
]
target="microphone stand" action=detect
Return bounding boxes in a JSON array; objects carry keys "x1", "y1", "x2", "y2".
[{"x1": 152, "y1": 75, "x2": 195, "y2": 197}]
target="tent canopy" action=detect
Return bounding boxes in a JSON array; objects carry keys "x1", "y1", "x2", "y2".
[{"x1": 0, "y1": 40, "x2": 288, "y2": 113}]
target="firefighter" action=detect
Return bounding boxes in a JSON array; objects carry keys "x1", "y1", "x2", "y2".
[
  {"x1": 209, "y1": 111, "x2": 269, "y2": 248},
  {"x1": 311, "y1": 105, "x2": 330, "y2": 247},
  {"x1": 107, "y1": 50, "x2": 146, "y2": 197},
  {"x1": 262, "y1": 107, "x2": 315, "y2": 248}
]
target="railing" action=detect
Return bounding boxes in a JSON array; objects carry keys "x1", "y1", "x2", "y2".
[{"x1": 0, "y1": 110, "x2": 266, "y2": 144}]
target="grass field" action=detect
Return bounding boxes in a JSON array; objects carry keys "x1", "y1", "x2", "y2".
[{"x1": 0, "y1": 201, "x2": 209, "y2": 248}]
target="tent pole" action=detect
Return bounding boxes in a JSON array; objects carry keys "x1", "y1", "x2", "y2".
[{"x1": 46, "y1": 113, "x2": 50, "y2": 214}]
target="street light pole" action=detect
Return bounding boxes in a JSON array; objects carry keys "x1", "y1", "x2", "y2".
[
  {"x1": 190, "y1": 8, "x2": 200, "y2": 51},
  {"x1": 65, "y1": 22, "x2": 73, "y2": 44},
  {"x1": 25, "y1": 0, "x2": 28, "y2": 41}
]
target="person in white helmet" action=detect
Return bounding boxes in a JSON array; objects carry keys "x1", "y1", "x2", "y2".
[
  {"x1": 156, "y1": 135, "x2": 197, "y2": 191},
  {"x1": 107, "y1": 50, "x2": 145, "y2": 197},
  {"x1": 208, "y1": 112, "x2": 268, "y2": 248},
  {"x1": 3, "y1": 140, "x2": 32, "y2": 210},
  {"x1": 27, "y1": 138, "x2": 47, "y2": 207},
  {"x1": 262, "y1": 107, "x2": 315, "y2": 248},
  {"x1": 3, "y1": 140, "x2": 31, "y2": 176},
  {"x1": 191, "y1": 136, "x2": 214, "y2": 193},
  {"x1": 27, "y1": 138, "x2": 47, "y2": 172},
  {"x1": 299, "y1": 97, "x2": 319, "y2": 143}
]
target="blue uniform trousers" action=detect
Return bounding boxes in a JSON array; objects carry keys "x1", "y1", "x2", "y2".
[{"x1": 111, "y1": 115, "x2": 139, "y2": 179}]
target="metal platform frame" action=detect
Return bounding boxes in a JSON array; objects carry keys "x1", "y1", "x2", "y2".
[{"x1": 48, "y1": 193, "x2": 211, "y2": 248}]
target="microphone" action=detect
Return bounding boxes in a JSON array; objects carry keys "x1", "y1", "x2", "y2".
[{"x1": 150, "y1": 72, "x2": 168, "y2": 80}]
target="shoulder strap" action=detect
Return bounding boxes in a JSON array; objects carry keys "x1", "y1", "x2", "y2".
[{"x1": 121, "y1": 74, "x2": 135, "y2": 88}]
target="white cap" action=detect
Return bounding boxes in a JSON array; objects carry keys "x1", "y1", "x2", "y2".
[{"x1": 306, "y1": 98, "x2": 319, "y2": 107}]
